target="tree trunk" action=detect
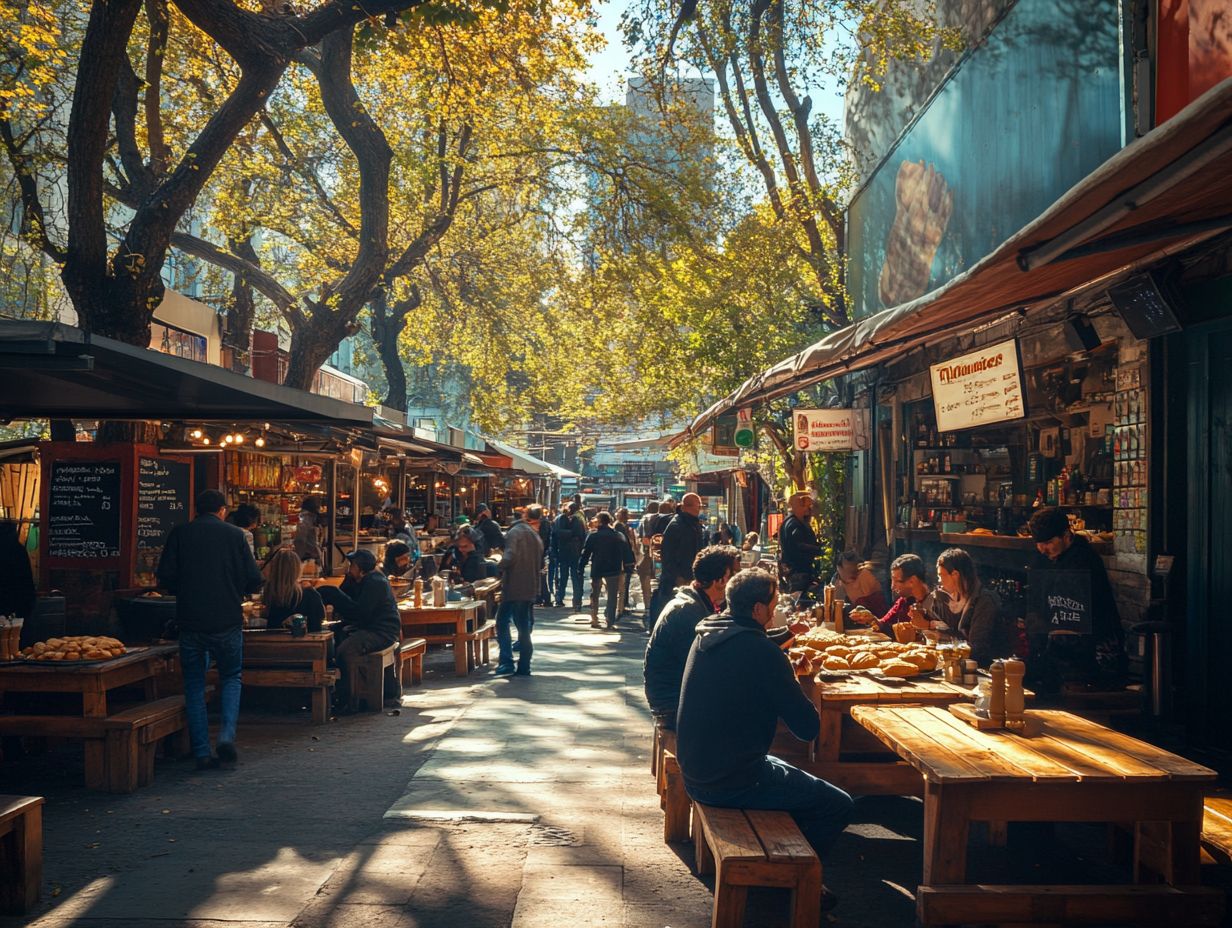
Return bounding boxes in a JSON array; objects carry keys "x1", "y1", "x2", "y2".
[
  {"x1": 284, "y1": 312, "x2": 353, "y2": 392},
  {"x1": 371, "y1": 287, "x2": 420, "y2": 413},
  {"x1": 222, "y1": 234, "x2": 259, "y2": 373}
]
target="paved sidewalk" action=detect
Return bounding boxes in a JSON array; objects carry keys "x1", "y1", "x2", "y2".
[{"x1": 0, "y1": 604, "x2": 1135, "y2": 928}]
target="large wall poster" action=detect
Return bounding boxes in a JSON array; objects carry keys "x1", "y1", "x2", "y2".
[{"x1": 847, "y1": 0, "x2": 1127, "y2": 319}]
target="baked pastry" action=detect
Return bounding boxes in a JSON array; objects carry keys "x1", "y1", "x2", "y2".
[
  {"x1": 849, "y1": 651, "x2": 880, "y2": 670},
  {"x1": 823, "y1": 656, "x2": 851, "y2": 671},
  {"x1": 880, "y1": 659, "x2": 920, "y2": 678}
]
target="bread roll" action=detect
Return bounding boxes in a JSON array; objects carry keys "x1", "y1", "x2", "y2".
[{"x1": 880, "y1": 659, "x2": 919, "y2": 678}]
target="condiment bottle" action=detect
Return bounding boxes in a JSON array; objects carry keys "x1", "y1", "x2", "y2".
[
  {"x1": 989, "y1": 660, "x2": 1007, "y2": 728},
  {"x1": 1004, "y1": 657, "x2": 1026, "y2": 730},
  {"x1": 413, "y1": 578, "x2": 424, "y2": 608},
  {"x1": 832, "y1": 597, "x2": 845, "y2": 634}
]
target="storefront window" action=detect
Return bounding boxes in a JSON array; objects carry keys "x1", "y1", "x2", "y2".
[{"x1": 150, "y1": 323, "x2": 207, "y2": 363}]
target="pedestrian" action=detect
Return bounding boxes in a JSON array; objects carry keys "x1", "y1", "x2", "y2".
[
  {"x1": 676, "y1": 568, "x2": 851, "y2": 913},
  {"x1": 644, "y1": 496, "x2": 677, "y2": 623},
  {"x1": 553, "y1": 502, "x2": 586, "y2": 610},
  {"x1": 653, "y1": 492, "x2": 706, "y2": 624},
  {"x1": 157, "y1": 489, "x2": 263, "y2": 770},
  {"x1": 613, "y1": 507, "x2": 639, "y2": 616},
  {"x1": 227, "y1": 503, "x2": 261, "y2": 557},
  {"x1": 579, "y1": 511, "x2": 635, "y2": 629},
  {"x1": 495, "y1": 505, "x2": 545, "y2": 676},
  {"x1": 292, "y1": 496, "x2": 324, "y2": 567},
  {"x1": 635, "y1": 501, "x2": 659, "y2": 625},
  {"x1": 472, "y1": 502, "x2": 505, "y2": 555},
  {"x1": 537, "y1": 507, "x2": 555, "y2": 606},
  {"x1": 779, "y1": 491, "x2": 823, "y2": 595},
  {"x1": 318, "y1": 550, "x2": 402, "y2": 711}
]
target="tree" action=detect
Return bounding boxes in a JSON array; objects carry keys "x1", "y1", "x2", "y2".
[{"x1": 0, "y1": 0, "x2": 513, "y2": 351}]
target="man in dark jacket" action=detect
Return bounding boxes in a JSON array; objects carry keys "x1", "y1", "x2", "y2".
[
  {"x1": 779, "y1": 492, "x2": 823, "y2": 594},
  {"x1": 157, "y1": 489, "x2": 263, "y2": 769},
  {"x1": 676, "y1": 568, "x2": 853, "y2": 903},
  {"x1": 579, "y1": 511, "x2": 635, "y2": 629},
  {"x1": 553, "y1": 502, "x2": 586, "y2": 610},
  {"x1": 537, "y1": 510, "x2": 554, "y2": 606},
  {"x1": 0, "y1": 521, "x2": 35, "y2": 621},
  {"x1": 644, "y1": 545, "x2": 741, "y2": 728},
  {"x1": 1027, "y1": 507, "x2": 1126, "y2": 691},
  {"x1": 319, "y1": 549, "x2": 402, "y2": 710},
  {"x1": 472, "y1": 503, "x2": 505, "y2": 555},
  {"x1": 652, "y1": 493, "x2": 706, "y2": 623}
]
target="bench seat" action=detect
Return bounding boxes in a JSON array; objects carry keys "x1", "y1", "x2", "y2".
[
  {"x1": 1202, "y1": 795, "x2": 1232, "y2": 864},
  {"x1": 350, "y1": 643, "x2": 398, "y2": 713},
  {"x1": 0, "y1": 795, "x2": 43, "y2": 914},
  {"x1": 398, "y1": 638, "x2": 427, "y2": 687}
]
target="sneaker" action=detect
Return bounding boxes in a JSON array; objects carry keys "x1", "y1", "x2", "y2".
[
  {"x1": 195, "y1": 755, "x2": 220, "y2": 771},
  {"x1": 590, "y1": 621, "x2": 602, "y2": 629},
  {"x1": 554, "y1": 601, "x2": 565, "y2": 608},
  {"x1": 216, "y1": 742, "x2": 238, "y2": 767},
  {"x1": 494, "y1": 664, "x2": 516, "y2": 676}
]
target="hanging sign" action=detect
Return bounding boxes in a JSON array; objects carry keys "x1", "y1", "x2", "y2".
[
  {"x1": 733, "y1": 408, "x2": 756, "y2": 449},
  {"x1": 929, "y1": 338, "x2": 1026, "y2": 432},
  {"x1": 792, "y1": 409, "x2": 866, "y2": 452}
]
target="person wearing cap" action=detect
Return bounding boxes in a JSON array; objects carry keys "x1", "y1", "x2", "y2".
[
  {"x1": 472, "y1": 502, "x2": 505, "y2": 556},
  {"x1": 157, "y1": 489, "x2": 263, "y2": 770},
  {"x1": 318, "y1": 549, "x2": 402, "y2": 711},
  {"x1": 1026, "y1": 506, "x2": 1125, "y2": 690}
]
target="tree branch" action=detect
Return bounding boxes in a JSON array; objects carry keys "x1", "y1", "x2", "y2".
[
  {"x1": 259, "y1": 111, "x2": 358, "y2": 237},
  {"x1": 0, "y1": 115, "x2": 65, "y2": 262},
  {"x1": 144, "y1": 0, "x2": 171, "y2": 175},
  {"x1": 169, "y1": 230, "x2": 298, "y2": 312}
]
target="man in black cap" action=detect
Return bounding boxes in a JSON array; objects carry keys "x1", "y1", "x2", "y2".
[
  {"x1": 319, "y1": 549, "x2": 402, "y2": 710},
  {"x1": 472, "y1": 502, "x2": 505, "y2": 556}
]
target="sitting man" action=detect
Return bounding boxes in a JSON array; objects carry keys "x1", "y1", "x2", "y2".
[
  {"x1": 676, "y1": 568, "x2": 853, "y2": 912},
  {"x1": 382, "y1": 540, "x2": 416, "y2": 580},
  {"x1": 830, "y1": 550, "x2": 888, "y2": 616},
  {"x1": 318, "y1": 550, "x2": 402, "y2": 711},
  {"x1": 644, "y1": 545, "x2": 742, "y2": 730},
  {"x1": 851, "y1": 553, "x2": 937, "y2": 635},
  {"x1": 438, "y1": 529, "x2": 487, "y2": 583}
]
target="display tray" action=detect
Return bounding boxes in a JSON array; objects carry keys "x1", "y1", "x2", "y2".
[
  {"x1": 864, "y1": 667, "x2": 943, "y2": 683},
  {"x1": 19, "y1": 645, "x2": 147, "y2": 665}
]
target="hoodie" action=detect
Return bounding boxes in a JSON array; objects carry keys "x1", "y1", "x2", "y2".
[{"x1": 675, "y1": 611, "x2": 820, "y2": 796}]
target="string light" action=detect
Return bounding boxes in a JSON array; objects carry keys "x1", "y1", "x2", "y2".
[
  {"x1": 255, "y1": 435, "x2": 266, "y2": 448},
  {"x1": 223, "y1": 434, "x2": 234, "y2": 445},
  {"x1": 190, "y1": 428, "x2": 203, "y2": 440},
  {"x1": 233, "y1": 432, "x2": 245, "y2": 445}
]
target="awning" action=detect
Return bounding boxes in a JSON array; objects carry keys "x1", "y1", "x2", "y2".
[
  {"x1": 0, "y1": 321, "x2": 374, "y2": 427},
  {"x1": 483, "y1": 437, "x2": 563, "y2": 477},
  {"x1": 677, "y1": 77, "x2": 1232, "y2": 440},
  {"x1": 476, "y1": 452, "x2": 515, "y2": 471}
]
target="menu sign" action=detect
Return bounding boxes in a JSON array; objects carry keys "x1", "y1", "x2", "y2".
[
  {"x1": 792, "y1": 409, "x2": 869, "y2": 452},
  {"x1": 136, "y1": 457, "x2": 190, "y2": 552},
  {"x1": 47, "y1": 461, "x2": 122, "y2": 559},
  {"x1": 930, "y1": 338, "x2": 1026, "y2": 432},
  {"x1": 1034, "y1": 569, "x2": 1093, "y2": 636}
]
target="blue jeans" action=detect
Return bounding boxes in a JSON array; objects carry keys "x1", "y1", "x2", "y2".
[
  {"x1": 179, "y1": 627, "x2": 243, "y2": 759},
  {"x1": 687, "y1": 755, "x2": 854, "y2": 860},
  {"x1": 497, "y1": 600, "x2": 533, "y2": 672},
  {"x1": 554, "y1": 555, "x2": 583, "y2": 606}
]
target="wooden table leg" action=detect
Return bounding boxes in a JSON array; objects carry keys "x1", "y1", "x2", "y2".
[
  {"x1": 1163, "y1": 791, "x2": 1205, "y2": 885},
  {"x1": 922, "y1": 783, "x2": 970, "y2": 886},
  {"x1": 815, "y1": 709, "x2": 842, "y2": 763},
  {"x1": 453, "y1": 622, "x2": 469, "y2": 677}
]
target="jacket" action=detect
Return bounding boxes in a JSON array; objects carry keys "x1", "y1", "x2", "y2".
[
  {"x1": 500, "y1": 520, "x2": 544, "y2": 602},
  {"x1": 0, "y1": 523, "x2": 35, "y2": 620},
  {"x1": 538, "y1": 517, "x2": 554, "y2": 558},
  {"x1": 643, "y1": 585, "x2": 716, "y2": 721},
  {"x1": 157, "y1": 513, "x2": 264, "y2": 633},
  {"x1": 579, "y1": 525, "x2": 634, "y2": 578},
  {"x1": 660, "y1": 511, "x2": 705, "y2": 584},
  {"x1": 440, "y1": 545, "x2": 487, "y2": 583},
  {"x1": 676, "y1": 611, "x2": 820, "y2": 795},
  {"x1": 779, "y1": 514, "x2": 821, "y2": 574},
  {"x1": 553, "y1": 512, "x2": 586, "y2": 559},
  {"x1": 474, "y1": 515, "x2": 505, "y2": 554},
  {"x1": 318, "y1": 570, "x2": 401, "y2": 644},
  {"x1": 929, "y1": 587, "x2": 1010, "y2": 667}
]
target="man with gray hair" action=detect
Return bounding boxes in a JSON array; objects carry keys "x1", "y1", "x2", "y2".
[
  {"x1": 675, "y1": 567, "x2": 852, "y2": 912},
  {"x1": 494, "y1": 505, "x2": 544, "y2": 676}
]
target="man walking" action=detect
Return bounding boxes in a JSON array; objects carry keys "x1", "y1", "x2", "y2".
[
  {"x1": 318, "y1": 550, "x2": 402, "y2": 711},
  {"x1": 157, "y1": 489, "x2": 263, "y2": 770},
  {"x1": 553, "y1": 502, "x2": 586, "y2": 610},
  {"x1": 652, "y1": 492, "x2": 706, "y2": 624},
  {"x1": 537, "y1": 507, "x2": 555, "y2": 606},
  {"x1": 579, "y1": 511, "x2": 634, "y2": 629},
  {"x1": 635, "y1": 501, "x2": 660, "y2": 623},
  {"x1": 780, "y1": 491, "x2": 823, "y2": 595},
  {"x1": 676, "y1": 568, "x2": 852, "y2": 912},
  {"x1": 495, "y1": 505, "x2": 545, "y2": 676}
]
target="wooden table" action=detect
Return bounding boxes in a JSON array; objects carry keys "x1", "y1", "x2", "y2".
[
  {"x1": 397, "y1": 600, "x2": 482, "y2": 676},
  {"x1": 800, "y1": 673, "x2": 1024, "y2": 796},
  {"x1": 852, "y1": 705, "x2": 1223, "y2": 926},
  {"x1": 0, "y1": 645, "x2": 180, "y2": 790},
  {"x1": 241, "y1": 631, "x2": 337, "y2": 724}
]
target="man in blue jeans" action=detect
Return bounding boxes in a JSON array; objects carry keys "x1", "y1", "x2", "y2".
[
  {"x1": 495, "y1": 505, "x2": 544, "y2": 676},
  {"x1": 157, "y1": 489, "x2": 263, "y2": 770},
  {"x1": 676, "y1": 567, "x2": 853, "y2": 913}
]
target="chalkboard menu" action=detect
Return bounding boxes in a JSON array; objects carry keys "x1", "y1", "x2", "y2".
[
  {"x1": 930, "y1": 338, "x2": 1026, "y2": 433},
  {"x1": 136, "y1": 457, "x2": 190, "y2": 552},
  {"x1": 47, "y1": 460, "x2": 122, "y2": 559},
  {"x1": 1034, "y1": 569, "x2": 1093, "y2": 636}
]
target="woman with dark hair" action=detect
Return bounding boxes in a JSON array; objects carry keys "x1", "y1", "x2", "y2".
[
  {"x1": 293, "y1": 497, "x2": 323, "y2": 565},
  {"x1": 264, "y1": 548, "x2": 326, "y2": 632},
  {"x1": 930, "y1": 547, "x2": 1010, "y2": 666},
  {"x1": 228, "y1": 503, "x2": 261, "y2": 556}
]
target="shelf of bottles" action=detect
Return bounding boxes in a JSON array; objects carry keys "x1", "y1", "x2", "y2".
[{"x1": 1111, "y1": 365, "x2": 1147, "y2": 561}]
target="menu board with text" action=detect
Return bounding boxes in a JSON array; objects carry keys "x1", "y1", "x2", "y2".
[
  {"x1": 929, "y1": 338, "x2": 1026, "y2": 432},
  {"x1": 136, "y1": 457, "x2": 191, "y2": 553},
  {"x1": 47, "y1": 460, "x2": 122, "y2": 559}
]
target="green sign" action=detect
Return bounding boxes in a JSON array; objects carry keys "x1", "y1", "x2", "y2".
[
  {"x1": 734, "y1": 426, "x2": 755, "y2": 448},
  {"x1": 667, "y1": 484, "x2": 687, "y2": 495}
]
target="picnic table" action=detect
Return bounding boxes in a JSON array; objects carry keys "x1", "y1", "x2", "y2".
[
  {"x1": 851, "y1": 704, "x2": 1223, "y2": 926},
  {"x1": 397, "y1": 600, "x2": 484, "y2": 677},
  {"x1": 800, "y1": 673, "x2": 1029, "y2": 795},
  {"x1": 241, "y1": 630, "x2": 338, "y2": 724},
  {"x1": 0, "y1": 645, "x2": 183, "y2": 791}
]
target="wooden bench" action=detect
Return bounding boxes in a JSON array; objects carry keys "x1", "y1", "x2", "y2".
[
  {"x1": 101, "y1": 696, "x2": 190, "y2": 793},
  {"x1": 398, "y1": 637, "x2": 427, "y2": 687},
  {"x1": 350, "y1": 643, "x2": 398, "y2": 713},
  {"x1": 1202, "y1": 795, "x2": 1232, "y2": 865},
  {"x1": 691, "y1": 803, "x2": 822, "y2": 928},
  {"x1": 653, "y1": 723, "x2": 678, "y2": 804},
  {"x1": 469, "y1": 622, "x2": 495, "y2": 669},
  {"x1": 661, "y1": 749, "x2": 690, "y2": 843},
  {"x1": 1058, "y1": 683, "x2": 1142, "y2": 724},
  {"x1": 0, "y1": 795, "x2": 43, "y2": 915},
  {"x1": 242, "y1": 633, "x2": 339, "y2": 724}
]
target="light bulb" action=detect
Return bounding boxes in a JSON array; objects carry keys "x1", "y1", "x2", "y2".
[
  {"x1": 190, "y1": 428, "x2": 203, "y2": 439},
  {"x1": 202, "y1": 436, "x2": 211, "y2": 445},
  {"x1": 234, "y1": 433, "x2": 245, "y2": 445},
  {"x1": 255, "y1": 436, "x2": 266, "y2": 448},
  {"x1": 223, "y1": 434, "x2": 234, "y2": 444}
]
